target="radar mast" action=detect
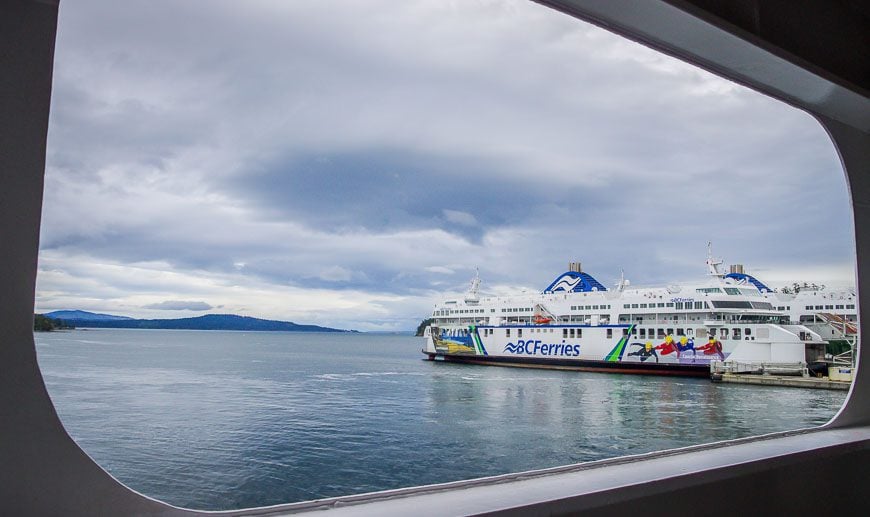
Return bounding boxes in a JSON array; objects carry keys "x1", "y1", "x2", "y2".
[
  {"x1": 464, "y1": 268, "x2": 481, "y2": 303},
  {"x1": 706, "y1": 242, "x2": 725, "y2": 278}
]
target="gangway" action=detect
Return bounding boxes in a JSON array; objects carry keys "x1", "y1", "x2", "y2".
[
  {"x1": 814, "y1": 312, "x2": 858, "y2": 367},
  {"x1": 533, "y1": 303, "x2": 560, "y2": 324},
  {"x1": 815, "y1": 312, "x2": 858, "y2": 336},
  {"x1": 833, "y1": 349, "x2": 854, "y2": 367}
]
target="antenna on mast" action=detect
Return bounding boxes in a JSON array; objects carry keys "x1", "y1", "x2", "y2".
[
  {"x1": 465, "y1": 268, "x2": 480, "y2": 303},
  {"x1": 616, "y1": 269, "x2": 629, "y2": 292},
  {"x1": 706, "y1": 242, "x2": 724, "y2": 278}
]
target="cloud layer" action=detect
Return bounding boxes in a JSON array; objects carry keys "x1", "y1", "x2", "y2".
[
  {"x1": 36, "y1": 0, "x2": 855, "y2": 330},
  {"x1": 142, "y1": 301, "x2": 214, "y2": 311}
]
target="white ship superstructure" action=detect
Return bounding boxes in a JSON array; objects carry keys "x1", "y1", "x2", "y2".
[
  {"x1": 699, "y1": 263, "x2": 857, "y2": 342},
  {"x1": 763, "y1": 284, "x2": 857, "y2": 342},
  {"x1": 423, "y1": 250, "x2": 825, "y2": 376}
]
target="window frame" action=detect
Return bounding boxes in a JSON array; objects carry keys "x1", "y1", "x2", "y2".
[{"x1": 3, "y1": 0, "x2": 868, "y2": 516}]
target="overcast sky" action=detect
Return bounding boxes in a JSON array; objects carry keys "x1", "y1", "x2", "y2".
[{"x1": 36, "y1": 0, "x2": 855, "y2": 331}]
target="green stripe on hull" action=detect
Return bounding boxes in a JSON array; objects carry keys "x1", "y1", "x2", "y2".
[
  {"x1": 605, "y1": 324, "x2": 635, "y2": 362},
  {"x1": 469, "y1": 325, "x2": 486, "y2": 355}
]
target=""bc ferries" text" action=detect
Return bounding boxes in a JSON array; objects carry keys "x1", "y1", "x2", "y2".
[{"x1": 503, "y1": 340, "x2": 581, "y2": 357}]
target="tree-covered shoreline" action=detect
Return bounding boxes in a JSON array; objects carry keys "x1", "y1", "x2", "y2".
[
  {"x1": 34, "y1": 314, "x2": 75, "y2": 332},
  {"x1": 415, "y1": 318, "x2": 433, "y2": 336}
]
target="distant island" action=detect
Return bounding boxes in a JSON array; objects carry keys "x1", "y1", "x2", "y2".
[
  {"x1": 40, "y1": 310, "x2": 352, "y2": 332},
  {"x1": 44, "y1": 310, "x2": 133, "y2": 322}
]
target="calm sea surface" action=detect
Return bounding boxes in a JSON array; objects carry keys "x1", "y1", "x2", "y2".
[{"x1": 35, "y1": 329, "x2": 846, "y2": 510}]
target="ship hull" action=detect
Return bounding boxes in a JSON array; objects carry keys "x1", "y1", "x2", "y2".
[
  {"x1": 423, "y1": 350, "x2": 710, "y2": 377},
  {"x1": 422, "y1": 321, "x2": 812, "y2": 378}
]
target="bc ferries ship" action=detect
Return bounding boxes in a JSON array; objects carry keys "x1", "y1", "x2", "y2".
[{"x1": 423, "y1": 251, "x2": 825, "y2": 377}]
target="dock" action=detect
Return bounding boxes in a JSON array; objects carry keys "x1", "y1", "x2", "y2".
[{"x1": 711, "y1": 372, "x2": 851, "y2": 390}]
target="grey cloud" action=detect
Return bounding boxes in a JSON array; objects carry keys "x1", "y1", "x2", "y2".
[
  {"x1": 35, "y1": 0, "x2": 855, "y2": 328},
  {"x1": 143, "y1": 300, "x2": 214, "y2": 311},
  {"x1": 443, "y1": 210, "x2": 478, "y2": 227}
]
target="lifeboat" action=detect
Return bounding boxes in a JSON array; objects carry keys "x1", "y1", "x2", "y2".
[{"x1": 533, "y1": 315, "x2": 553, "y2": 325}]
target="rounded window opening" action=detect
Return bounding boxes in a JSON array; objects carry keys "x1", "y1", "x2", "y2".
[{"x1": 34, "y1": 0, "x2": 855, "y2": 511}]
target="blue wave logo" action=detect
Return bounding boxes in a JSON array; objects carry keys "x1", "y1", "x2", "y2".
[
  {"x1": 550, "y1": 275, "x2": 582, "y2": 292},
  {"x1": 503, "y1": 342, "x2": 524, "y2": 354}
]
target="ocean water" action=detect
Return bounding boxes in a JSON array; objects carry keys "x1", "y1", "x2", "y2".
[{"x1": 35, "y1": 329, "x2": 846, "y2": 510}]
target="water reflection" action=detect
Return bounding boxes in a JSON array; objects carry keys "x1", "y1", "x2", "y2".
[{"x1": 36, "y1": 330, "x2": 845, "y2": 510}]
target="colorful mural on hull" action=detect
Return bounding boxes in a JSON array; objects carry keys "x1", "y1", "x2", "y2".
[
  {"x1": 604, "y1": 324, "x2": 634, "y2": 362},
  {"x1": 432, "y1": 332, "x2": 476, "y2": 355},
  {"x1": 432, "y1": 324, "x2": 725, "y2": 364},
  {"x1": 627, "y1": 342, "x2": 659, "y2": 362},
  {"x1": 696, "y1": 336, "x2": 726, "y2": 361},
  {"x1": 607, "y1": 328, "x2": 726, "y2": 364},
  {"x1": 675, "y1": 336, "x2": 697, "y2": 357},
  {"x1": 431, "y1": 326, "x2": 486, "y2": 355}
]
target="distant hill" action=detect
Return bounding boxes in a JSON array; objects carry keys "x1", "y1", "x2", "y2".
[
  {"x1": 45, "y1": 310, "x2": 133, "y2": 321},
  {"x1": 48, "y1": 312, "x2": 349, "y2": 332}
]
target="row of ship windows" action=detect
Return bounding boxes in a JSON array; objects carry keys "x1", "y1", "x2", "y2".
[
  {"x1": 436, "y1": 306, "x2": 616, "y2": 316},
  {"x1": 623, "y1": 302, "x2": 706, "y2": 310},
  {"x1": 633, "y1": 327, "x2": 764, "y2": 340},
  {"x1": 482, "y1": 327, "x2": 596, "y2": 338},
  {"x1": 626, "y1": 302, "x2": 673, "y2": 309},
  {"x1": 435, "y1": 308, "x2": 486, "y2": 316},
  {"x1": 483, "y1": 327, "x2": 568, "y2": 337},
  {"x1": 435, "y1": 308, "x2": 537, "y2": 316},
  {"x1": 696, "y1": 287, "x2": 757, "y2": 296},
  {"x1": 432, "y1": 300, "x2": 833, "y2": 317},
  {"x1": 479, "y1": 326, "x2": 765, "y2": 340}
]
